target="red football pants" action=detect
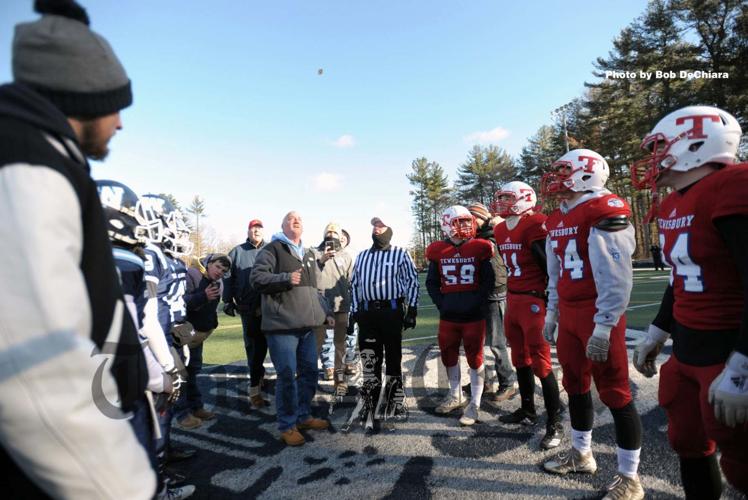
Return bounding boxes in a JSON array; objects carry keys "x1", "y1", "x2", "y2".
[
  {"x1": 556, "y1": 300, "x2": 632, "y2": 409},
  {"x1": 504, "y1": 293, "x2": 552, "y2": 378},
  {"x1": 438, "y1": 319, "x2": 485, "y2": 369},
  {"x1": 659, "y1": 356, "x2": 748, "y2": 494}
]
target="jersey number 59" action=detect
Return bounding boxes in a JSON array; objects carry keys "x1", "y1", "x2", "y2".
[{"x1": 442, "y1": 264, "x2": 475, "y2": 285}]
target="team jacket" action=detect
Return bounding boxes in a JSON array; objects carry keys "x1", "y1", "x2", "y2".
[
  {"x1": 545, "y1": 191, "x2": 636, "y2": 327},
  {"x1": 0, "y1": 83, "x2": 155, "y2": 498},
  {"x1": 425, "y1": 238, "x2": 495, "y2": 322},
  {"x1": 658, "y1": 163, "x2": 748, "y2": 332},
  {"x1": 494, "y1": 213, "x2": 548, "y2": 294},
  {"x1": 250, "y1": 237, "x2": 332, "y2": 334}
]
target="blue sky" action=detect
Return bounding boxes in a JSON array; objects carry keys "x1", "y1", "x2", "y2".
[{"x1": 1, "y1": 1, "x2": 648, "y2": 252}]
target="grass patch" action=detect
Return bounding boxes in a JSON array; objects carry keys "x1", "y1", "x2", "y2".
[{"x1": 203, "y1": 269, "x2": 670, "y2": 365}]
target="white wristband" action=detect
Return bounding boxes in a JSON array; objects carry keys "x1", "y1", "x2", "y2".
[
  {"x1": 592, "y1": 323, "x2": 612, "y2": 340},
  {"x1": 646, "y1": 324, "x2": 670, "y2": 344}
]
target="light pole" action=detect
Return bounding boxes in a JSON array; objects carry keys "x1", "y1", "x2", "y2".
[{"x1": 551, "y1": 103, "x2": 573, "y2": 152}]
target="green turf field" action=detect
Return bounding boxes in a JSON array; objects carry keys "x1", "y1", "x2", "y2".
[{"x1": 203, "y1": 269, "x2": 670, "y2": 365}]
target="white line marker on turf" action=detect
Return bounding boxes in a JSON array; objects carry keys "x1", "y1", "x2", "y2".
[{"x1": 627, "y1": 302, "x2": 661, "y2": 310}]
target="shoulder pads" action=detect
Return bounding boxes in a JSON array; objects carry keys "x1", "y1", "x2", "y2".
[{"x1": 594, "y1": 215, "x2": 630, "y2": 232}]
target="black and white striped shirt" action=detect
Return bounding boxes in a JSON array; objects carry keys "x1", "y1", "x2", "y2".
[{"x1": 350, "y1": 246, "x2": 419, "y2": 313}]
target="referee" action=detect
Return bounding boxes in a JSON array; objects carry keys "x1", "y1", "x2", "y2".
[{"x1": 350, "y1": 217, "x2": 419, "y2": 417}]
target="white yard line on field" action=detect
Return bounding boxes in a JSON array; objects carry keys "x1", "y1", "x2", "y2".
[
  {"x1": 626, "y1": 302, "x2": 661, "y2": 310},
  {"x1": 403, "y1": 334, "x2": 437, "y2": 343}
]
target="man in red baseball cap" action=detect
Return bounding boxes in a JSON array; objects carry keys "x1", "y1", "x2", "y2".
[{"x1": 224, "y1": 218, "x2": 269, "y2": 408}]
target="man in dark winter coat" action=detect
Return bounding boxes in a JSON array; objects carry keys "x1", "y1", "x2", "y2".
[
  {"x1": 224, "y1": 219, "x2": 269, "y2": 408},
  {"x1": 250, "y1": 212, "x2": 334, "y2": 446},
  {"x1": 0, "y1": 2, "x2": 155, "y2": 498}
]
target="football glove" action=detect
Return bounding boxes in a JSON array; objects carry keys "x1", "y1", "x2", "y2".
[
  {"x1": 223, "y1": 301, "x2": 236, "y2": 317},
  {"x1": 586, "y1": 324, "x2": 612, "y2": 363},
  {"x1": 166, "y1": 367, "x2": 186, "y2": 404},
  {"x1": 709, "y1": 351, "x2": 748, "y2": 427},
  {"x1": 171, "y1": 321, "x2": 195, "y2": 347},
  {"x1": 543, "y1": 310, "x2": 558, "y2": 345},
  {"x1": 633, "y1": 324, "x2": 669, "y2": 377},
  {"x1": 403, "y1": 305, "x2": 417, "y2": 330}
]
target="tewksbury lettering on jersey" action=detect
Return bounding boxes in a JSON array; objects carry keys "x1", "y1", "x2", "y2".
[
  {"x1": 499, "y1": 243, "x2": 523, "y2": 251},
  {"x1": 441, "y1": 256, "x2": 477, "y2": 264},
  {"x1": 548, "y1": 225, "x2": 579, "y2": 237},
  {"x1": 658, "y1": 214, "x2": 695, "y2": 230}
]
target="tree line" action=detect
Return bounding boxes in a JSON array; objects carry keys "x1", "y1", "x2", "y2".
[{"x1": 408, "y1": 0, "x2": 747, "y2": 263}]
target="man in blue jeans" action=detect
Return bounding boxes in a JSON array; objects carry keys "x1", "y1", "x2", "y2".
[{"x1": 250, "y1": 212, "x2": 334, "y2": 446}]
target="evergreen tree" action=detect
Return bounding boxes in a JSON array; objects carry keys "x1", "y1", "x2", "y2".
[{"x1": 454, "y1": 145, "x2": 516, "y2": 206}]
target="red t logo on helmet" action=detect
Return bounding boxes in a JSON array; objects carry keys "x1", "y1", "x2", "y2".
[
  {"x1": 675, "y1": 114, "x2": 720, "y2": 139},
  {"x1": 578, "y1": 155, "x2": 598, "y2": 173}
]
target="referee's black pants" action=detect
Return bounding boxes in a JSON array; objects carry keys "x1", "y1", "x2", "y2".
[{"x1": 357, "y1": 306, "x2": 404, "y2": 381}]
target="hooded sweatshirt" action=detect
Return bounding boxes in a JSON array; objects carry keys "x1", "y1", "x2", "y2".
[{"x1": 0, "y1": 83, "x2": 154, "y2": 497}]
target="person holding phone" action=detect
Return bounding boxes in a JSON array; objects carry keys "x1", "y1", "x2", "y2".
[
  {"x1": 313, "y1": 222, "x2": 354, "y2": 394},
  {"x1": 178, "y1": 253, "x2": 232, "y2": 426}
]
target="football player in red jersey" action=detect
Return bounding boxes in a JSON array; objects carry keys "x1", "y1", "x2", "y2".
[
  {"x1": 492, "y1": 181, "x2": 563, "y2": 449},
  {"x1": 426, "y1": 205, "x2": 495, "y2": 426},
  {"x1": 540, "y1": 149, "x2": 644, "y2": 500},
  {"x1": 632, "y1": 105, "x2": 748, "y2": 499}
]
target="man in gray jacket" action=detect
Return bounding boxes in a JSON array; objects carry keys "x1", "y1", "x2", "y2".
[
  {"x1": 250, "y1": 211, "x2": 334, "y2": 446},
  {"x1": 313, "y1": 222, "x2": 354, "y2": 395}
]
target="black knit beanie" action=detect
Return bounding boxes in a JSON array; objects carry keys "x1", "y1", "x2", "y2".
[{"x1": 12, "y1": 0, "x2": 132, "y2": 118}]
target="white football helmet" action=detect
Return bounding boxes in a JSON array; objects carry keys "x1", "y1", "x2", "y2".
[
  {"x1": 441, "y1": 205, "x2": 476, "y2": 240},
  {"x1": 493, "y1": 181, "x2": 537, "y2": 217},
  {"x1": 141, "y1": 194, "x2": 193, "y2": 256},
  {"x1": 541, "y1": 149, "x2": 610, "y2": 196},
  {"x1": 97, "y1": 180, "x2": 163, "y2": 246},
  {"x1": 632, "y1": 105, "x2": 742, "y2": 190}
]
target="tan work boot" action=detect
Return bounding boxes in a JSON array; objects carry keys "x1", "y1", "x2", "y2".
[
  {"x1": 602, "y1": 474, "x2": 644, "y2": 500},
  {"x1": 297, "y1": 417, "x2": 330, "y2": 431},
  {"x1": 324, "y1": 368, "x2": 335, "y2": 380},
  {"x1": 543, "y1": 447, "x2": 598, "y2": 475},
  {"x1": 177, "y1": 413, "x2": 203, "y2": 430},
  {"x1": 192, "y1": 407, "x2": 215, "y2": 420},
  {"x1": 249, "y1": 385, "x2": 268, "y2": 408},
  {"x1": 280, "y1": 427, "x2": 305, "y2": 446}
]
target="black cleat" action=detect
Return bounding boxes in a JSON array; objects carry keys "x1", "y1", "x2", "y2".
[
  {"x1": 166, "y1": 447, "x2": 197, "y2": 463},
  {"x1": 499, "y1": 407, "x2": 538, "y2": 425},
  {"x1": 540, "y1": 419, "x2": 564, "y2": 450}
]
